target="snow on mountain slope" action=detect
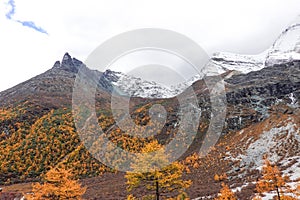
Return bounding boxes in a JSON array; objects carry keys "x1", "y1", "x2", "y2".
[
  {"x1": 103, "y1": 69, "x2": 216, "y2": 98},
  {"x1": 239, "y1": 118, "x2": 300, "y2": 169},
  {"x1": 103, "y1": 69, "x2": 177, "y2": 98},
  {"x1": 208, "y1": 18, "x2": 300, "y2": 74},
  {"x1": 253, "y1": 155, "x2": 300, "y2": 200},
  {"x1": 103, "y1": 67, "x2": 225, "y2": 98},
  {"x1": 271, "y1": 24, "x2": 300, "y2": 53},
  {"x1": 101, "y1": 50, "x2": 267, "y2": 98},
  {"x1": 222, "y1": 110, "x2": 300, "y2": 176},
  {"x1": 101, "y1": 18, "x2": 300, "y2": 99},
  {"x1": 266, "y1": 21, "x2": 300, "y2": 66},
  {"x1": 102, "y1": 49, "x2": 268, "y2": 98},
  {"x1": 210, "y1": 51, "x2": 266, "y2": 74}
]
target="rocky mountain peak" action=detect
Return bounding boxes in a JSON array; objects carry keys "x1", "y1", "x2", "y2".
[
  {"x1": 62, "y1": 52, "x2": 72, "y2": 62},
  {"x1": 52, "y1": 61, "x2": 61, "y2": 69},
  {"x1": 52, "y1": 52, "x2": 83, "y2": 73},
  {"x1": 103, "y1": 69, "x2": 122, "y2": 82}
]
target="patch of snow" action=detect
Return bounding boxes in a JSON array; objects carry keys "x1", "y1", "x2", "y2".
[
  {"x1": 224, "y1": 151, "x2": 241, "y2": 162},
  {"x1": 289, "y1": 93, "x2": 297, "y2": 105},
  {"x1": 288, "y1": 93, "x2": 299, "y2": 108},
  {"x1": 231, "y1": 182, "x2": 252, "y2": 193},
  {"x1": 281, "y1": 156, "x2": 300, "y2": 181},
  {"x1": 239, "y1": 119, "x2": 300, "y2": 169},
  {"x1": 266, "y1": 23, "x2": 300, "y2": 66},
  {"x1": 253, "y1": 191, "x2": 297, "y2": 200},
  {"x1": 192, "y1": 195, "x2": 213, "y2": 200},
  {"x1": 266, "y1": 51, "x2": 300, "y2": 66},
  {"x1": 261, "y1": 192, "x2": 277, "y2": 200},
  {"x1": 104, "y1": 68, "x2": 217, "y2": 98},
  {"x1": 270, "y1": 24, "x2": 300, "y2": 54},
  {"x1": 211, "y1": 51, "x2": 266, "y2": 74},
  {"x1": 103, "y1": 70, "x2": 177, "y2": 98}
]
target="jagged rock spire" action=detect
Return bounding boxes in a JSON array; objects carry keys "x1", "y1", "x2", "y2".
[
  {"x1": 53, "y1": 61, "x2": 61, "y2": 69},
  {"x1": 52, "y1": 52, "x2": 84, "y2": 73},
  {"x1": 61, "y1": 52, "x2": 73, "y2": 66}
]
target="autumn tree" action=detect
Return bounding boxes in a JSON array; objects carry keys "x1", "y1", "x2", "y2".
[
  {"x1": 214, "y1": 173, "x2": 228, "y2": 182},
  {"x1": 126, "y1": 140, "x2": 191, "y2": 200},
  {"x1": 214, "y1": 183, "x2": 237, "y2": 200},
  {"x1": 24, "y1": 167, "x2": 86, "y2": 200},
  {"x1": 256, "y1": 159, "x2": 292, "y2": 200},
  {"x1": 175, "y1": 192, "x2": 190, "y2": 200},
  {"x1": 296, "y1": 183, "x2": 300, "y2": 197}
]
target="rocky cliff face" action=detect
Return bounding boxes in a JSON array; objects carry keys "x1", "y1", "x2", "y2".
[{"x1": 223, "y1": 60, "x2": 299, "y2": 131}]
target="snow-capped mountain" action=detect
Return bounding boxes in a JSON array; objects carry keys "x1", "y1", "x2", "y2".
[
  {"x1": 210, "y1": 51, "x2": 266, "y2": 74},
  {"x1": 266, "y1": 21, "x2": 300, "y2": 66},
  {"x1": 103, "y1": 70, "x2": 207, "y2": 98},
  {"x1": 35, "y1": 17, "x2": 300, "y2": 100},
  {"x1": 210, "y1": 17, "x2": 300, "y2": 73},
  {"x1": 102, "y1": 69, "x2": 178, "y2": 98},
  {"x1": 101, "y1": 18, "x2": 300, "y2": 99},
  {"x1": 101, "y1": 51, "x2": 267, "y2": 98},
  {"x1": 1, "y1": 19, "x2": 300, "y2": 200}
]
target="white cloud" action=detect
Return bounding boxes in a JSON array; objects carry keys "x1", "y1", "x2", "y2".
[
  {"x1": 4, "y1": 0, "x2": 48, "y2": 34},
  {"x1": 0, "y1": 0, "x2": 300, "y2": 91}
]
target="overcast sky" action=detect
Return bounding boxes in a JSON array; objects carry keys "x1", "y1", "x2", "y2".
[{"x1": 0, "y1": 0, "x2": 300, "y2": 91}]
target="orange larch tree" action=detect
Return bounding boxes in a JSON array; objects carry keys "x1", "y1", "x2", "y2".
[
  {"x1": 214, "y1": 182, "x2": 237, "y2": 200},
  {"x1": 125, "y1": 140, "x2": 191, "y2": 200},
  {"x1": 256, "y1": 159, "x2": 293, "y2": 200},
  {"x1": 24, "y1": 167, "x2": 86, "y2": 200}
]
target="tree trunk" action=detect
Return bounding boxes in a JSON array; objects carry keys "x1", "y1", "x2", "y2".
[
  {"x1": 276, "y1": 186, "x2": 280, "y2": 200},
  {"x1": 156, "y1": 179, "x2": 159, "y2": 200}
]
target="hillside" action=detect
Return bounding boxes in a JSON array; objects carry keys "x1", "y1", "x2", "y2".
[
  {"x1": 0, "y1": 21, "x2": 300, "y2": 199},
  {"x1": 0, "y1": 52, "x2": 299, "y2": 199}
]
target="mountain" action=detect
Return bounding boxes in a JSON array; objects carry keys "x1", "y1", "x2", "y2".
[
  {"x1": 206, "y1": 18, "x2": 300, "y2": 77},
  {"x1": 266, "y1": 18, "x2": 300, "y2": 66},
  {"x1": 187, "y1": 106, "x2": 300, "y2": 200},
  {"x1": 210, "y1": 51, "x2": 266, "y2": 74},
  {"x1": 0, "y1": 22, "x2": 300, "y2": 199},
  {"x1": 1, "y1": 52, "x2": 299, "y2": 199},
  {"x1": 102, "y1": 69, "x2": 178, "y2": 98},
  {"x1": 100, "y1": 20, "x2": 300, "y2": 99}
]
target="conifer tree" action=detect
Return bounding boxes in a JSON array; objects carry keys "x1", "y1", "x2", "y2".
[
  {"x1": 296, "y1": 183, "x2": 300, "y2": 197},
  {"x1": 126, "y1": 140, "x2": 191, "y2": 200},
  {"x1": 214, "y1": 183, "x2": 237, "y2": 200},
  {"x1": 256, "y1": 159, "x2": 291, "y2": 200},
  {"x1": 25, "y1": 167, "x2": 86, "y2": 200}
]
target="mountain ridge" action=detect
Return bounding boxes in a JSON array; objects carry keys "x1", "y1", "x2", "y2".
[{"x1": 0, "y1": 20, "x2": 300, "y2": 200}]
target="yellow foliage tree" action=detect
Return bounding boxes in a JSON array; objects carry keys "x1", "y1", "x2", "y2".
[
  {"x1": 256, "y1": 159, "x2": 292, "y2": 200},
  {"x1": 214, "y1": 173, "x2": 228, "y2": 182},
  {"x1": 25, "y1": 167, "x2": 86, "y2": 200},
  {"x1": 127, "y1": 194, "x2": 137, "y2": 200},
  {"x1": 214, "y1": 183, "x2": 237, "y2": 200},
  {"x1": 126, "y1": 140, "x2": 191, "y2": 200},
  {"x1": 296, "y1": 183, "x2": 300, "y2": 197},
  {"x1": 175, "y1": 192, "x2": 190, "y2": 200},
  {"x1": 280, "y1": 196, "x2": 298, "y2": 200},
  {"x1": 214, "y1": 174, "x2": 220, "y2": 182}
]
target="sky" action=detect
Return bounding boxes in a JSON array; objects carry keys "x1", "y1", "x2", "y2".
[{"x1": 0, "y1": 0, "x2": 300, "y2": 91}]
